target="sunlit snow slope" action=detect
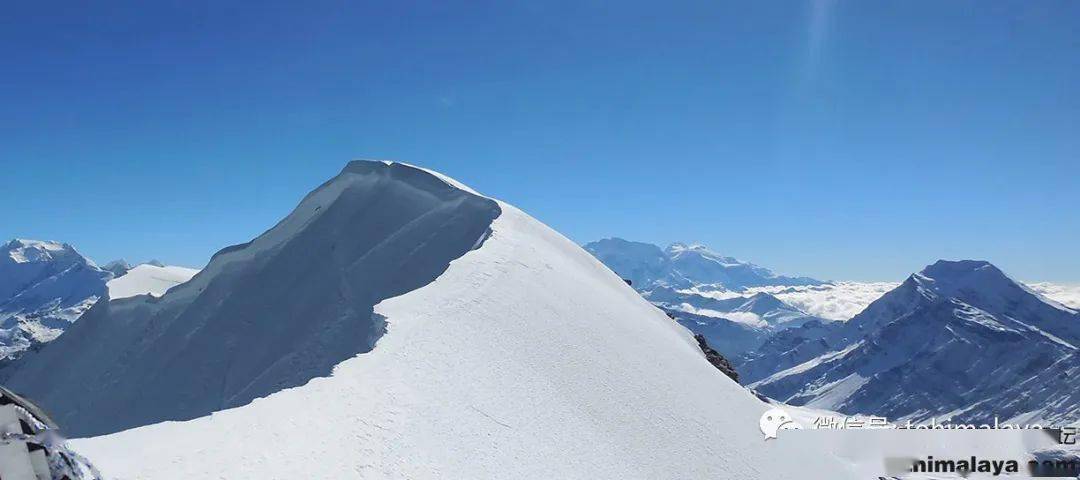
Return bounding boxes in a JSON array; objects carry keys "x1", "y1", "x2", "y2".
[{"x1": 106, "y1": 264, "x2": 200, "y2": 299}]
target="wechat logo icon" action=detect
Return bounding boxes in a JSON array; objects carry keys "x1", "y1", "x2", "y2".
[{"x1": 759, "y1": 408, "x2": 802, "y2": 440}]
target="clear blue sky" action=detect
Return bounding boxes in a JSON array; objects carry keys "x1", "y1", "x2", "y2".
[{"x1": 2, "y1": 1, "x2": 1077, "y2": 282}]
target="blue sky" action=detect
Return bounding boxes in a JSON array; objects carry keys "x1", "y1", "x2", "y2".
[{"x1": 2, "y1": 1, "x2": 1077, "y2": 282}]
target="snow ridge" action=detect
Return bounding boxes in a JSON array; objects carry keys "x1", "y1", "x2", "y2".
[{"x1": 7, "y1": 161, "x2": 502, "y2": 437}]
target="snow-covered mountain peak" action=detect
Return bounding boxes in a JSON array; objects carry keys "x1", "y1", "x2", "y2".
[
  {"x1": 895, "y1": 259, "x2": 1079, "y2": 318},
  {"x1": 2, "y1": 238, "x2": 85, "y2": 265},
  {"x1": 910, "y1": 259, "x2": 1012, "y2": 298},
  {"x1": 666, "y1": 242, "x2": 706, "y2": 254},
  {"x1": 8, "y1": 160, "x2": 504, "y2": 436},
  {"x1": 741, "y1": 291, "x2": 792, "y2": 312},
  {"x1": 751, "y1": 259, "x2": 1080, "y2": 424},
  {"x1": 665, "y1": 242, "x2": 739, "y2": 265},
  {"x1": 1, "y1": 238, "x2": 111, "y2": 359},
  {"x1": 920, "y1": 258, "x2": 996, "y2": 278},
  {"x1": 6, "y1": 161, "x2": 869, "y2": 479}
]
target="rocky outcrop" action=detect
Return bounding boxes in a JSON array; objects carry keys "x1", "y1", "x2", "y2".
[{"x1": 694, "y1": 334, "x2": 739, "y2": 383}]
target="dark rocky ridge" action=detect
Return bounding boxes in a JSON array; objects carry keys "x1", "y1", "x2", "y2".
[{"x1": 694, "y1": 333, "x2": 739, "y2": 383}]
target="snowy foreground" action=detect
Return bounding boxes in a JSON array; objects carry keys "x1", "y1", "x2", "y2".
[{"x1": 60, "y1": 162, "x2": 1069, "y2": 479}]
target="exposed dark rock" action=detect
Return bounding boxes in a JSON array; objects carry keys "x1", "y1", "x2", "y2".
[
  {"x1": 102, "y1": 259, "x2": 132, "y2": 278},
  {"x1": 694, "y1": 334, "x2": 739, "y2": 384}
]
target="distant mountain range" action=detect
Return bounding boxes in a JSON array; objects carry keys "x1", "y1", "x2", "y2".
[
  {"x1": 587, "y1": 238, "x2": 1080, "y2": 425},
  {"x1": 0, "y1": 239, "x2": 110, "y2": 360},
  {"x1": 584, "y1": 238, "x2": 834, "y2": 358},
  {"x1": 584, "y1": 238, "x2": 822, "y2": 290},
  {"x1": 0, "y1": 239, "x2": 197, "y2": 362}
]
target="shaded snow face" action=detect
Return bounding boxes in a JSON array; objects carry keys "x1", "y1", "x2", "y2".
[{"x1": 7, "y1": 162, "x2": 501, "y2": 437}]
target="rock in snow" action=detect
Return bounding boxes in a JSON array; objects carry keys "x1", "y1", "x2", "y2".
[{"x1": 694, "y1": 333, "x2": 739, "y2": 383}]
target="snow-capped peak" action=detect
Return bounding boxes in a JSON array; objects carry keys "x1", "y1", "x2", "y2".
[
  {"x1": 3, "y1": 238, "x2": 85, "y2": 265},
  {"x1": 1, "y1": 238, "x2": 111, "y2": 359},
  {"x1": 665, "y1": 243, "x2": 744, "y2": 266},
  {"x1": 750, "y1": 258, "x2": 1080, "y2": 425},
  {"x1": 900, "y1": 259, "x2": 1079, "y2": 315},
  {"x1": 8, "y1": 160, "x2": 504, "y2": 437},
  {"x1": 911, "y1": 259, "x2": 1007, "y2": 296}
]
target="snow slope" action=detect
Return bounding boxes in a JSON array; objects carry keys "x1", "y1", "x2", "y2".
[
  {"x1": 0, "y1": 239, "x2": 110, "y2": 359},
  {"x1": 106, "y1": 264, "x2": 200, "y2": 299}
]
